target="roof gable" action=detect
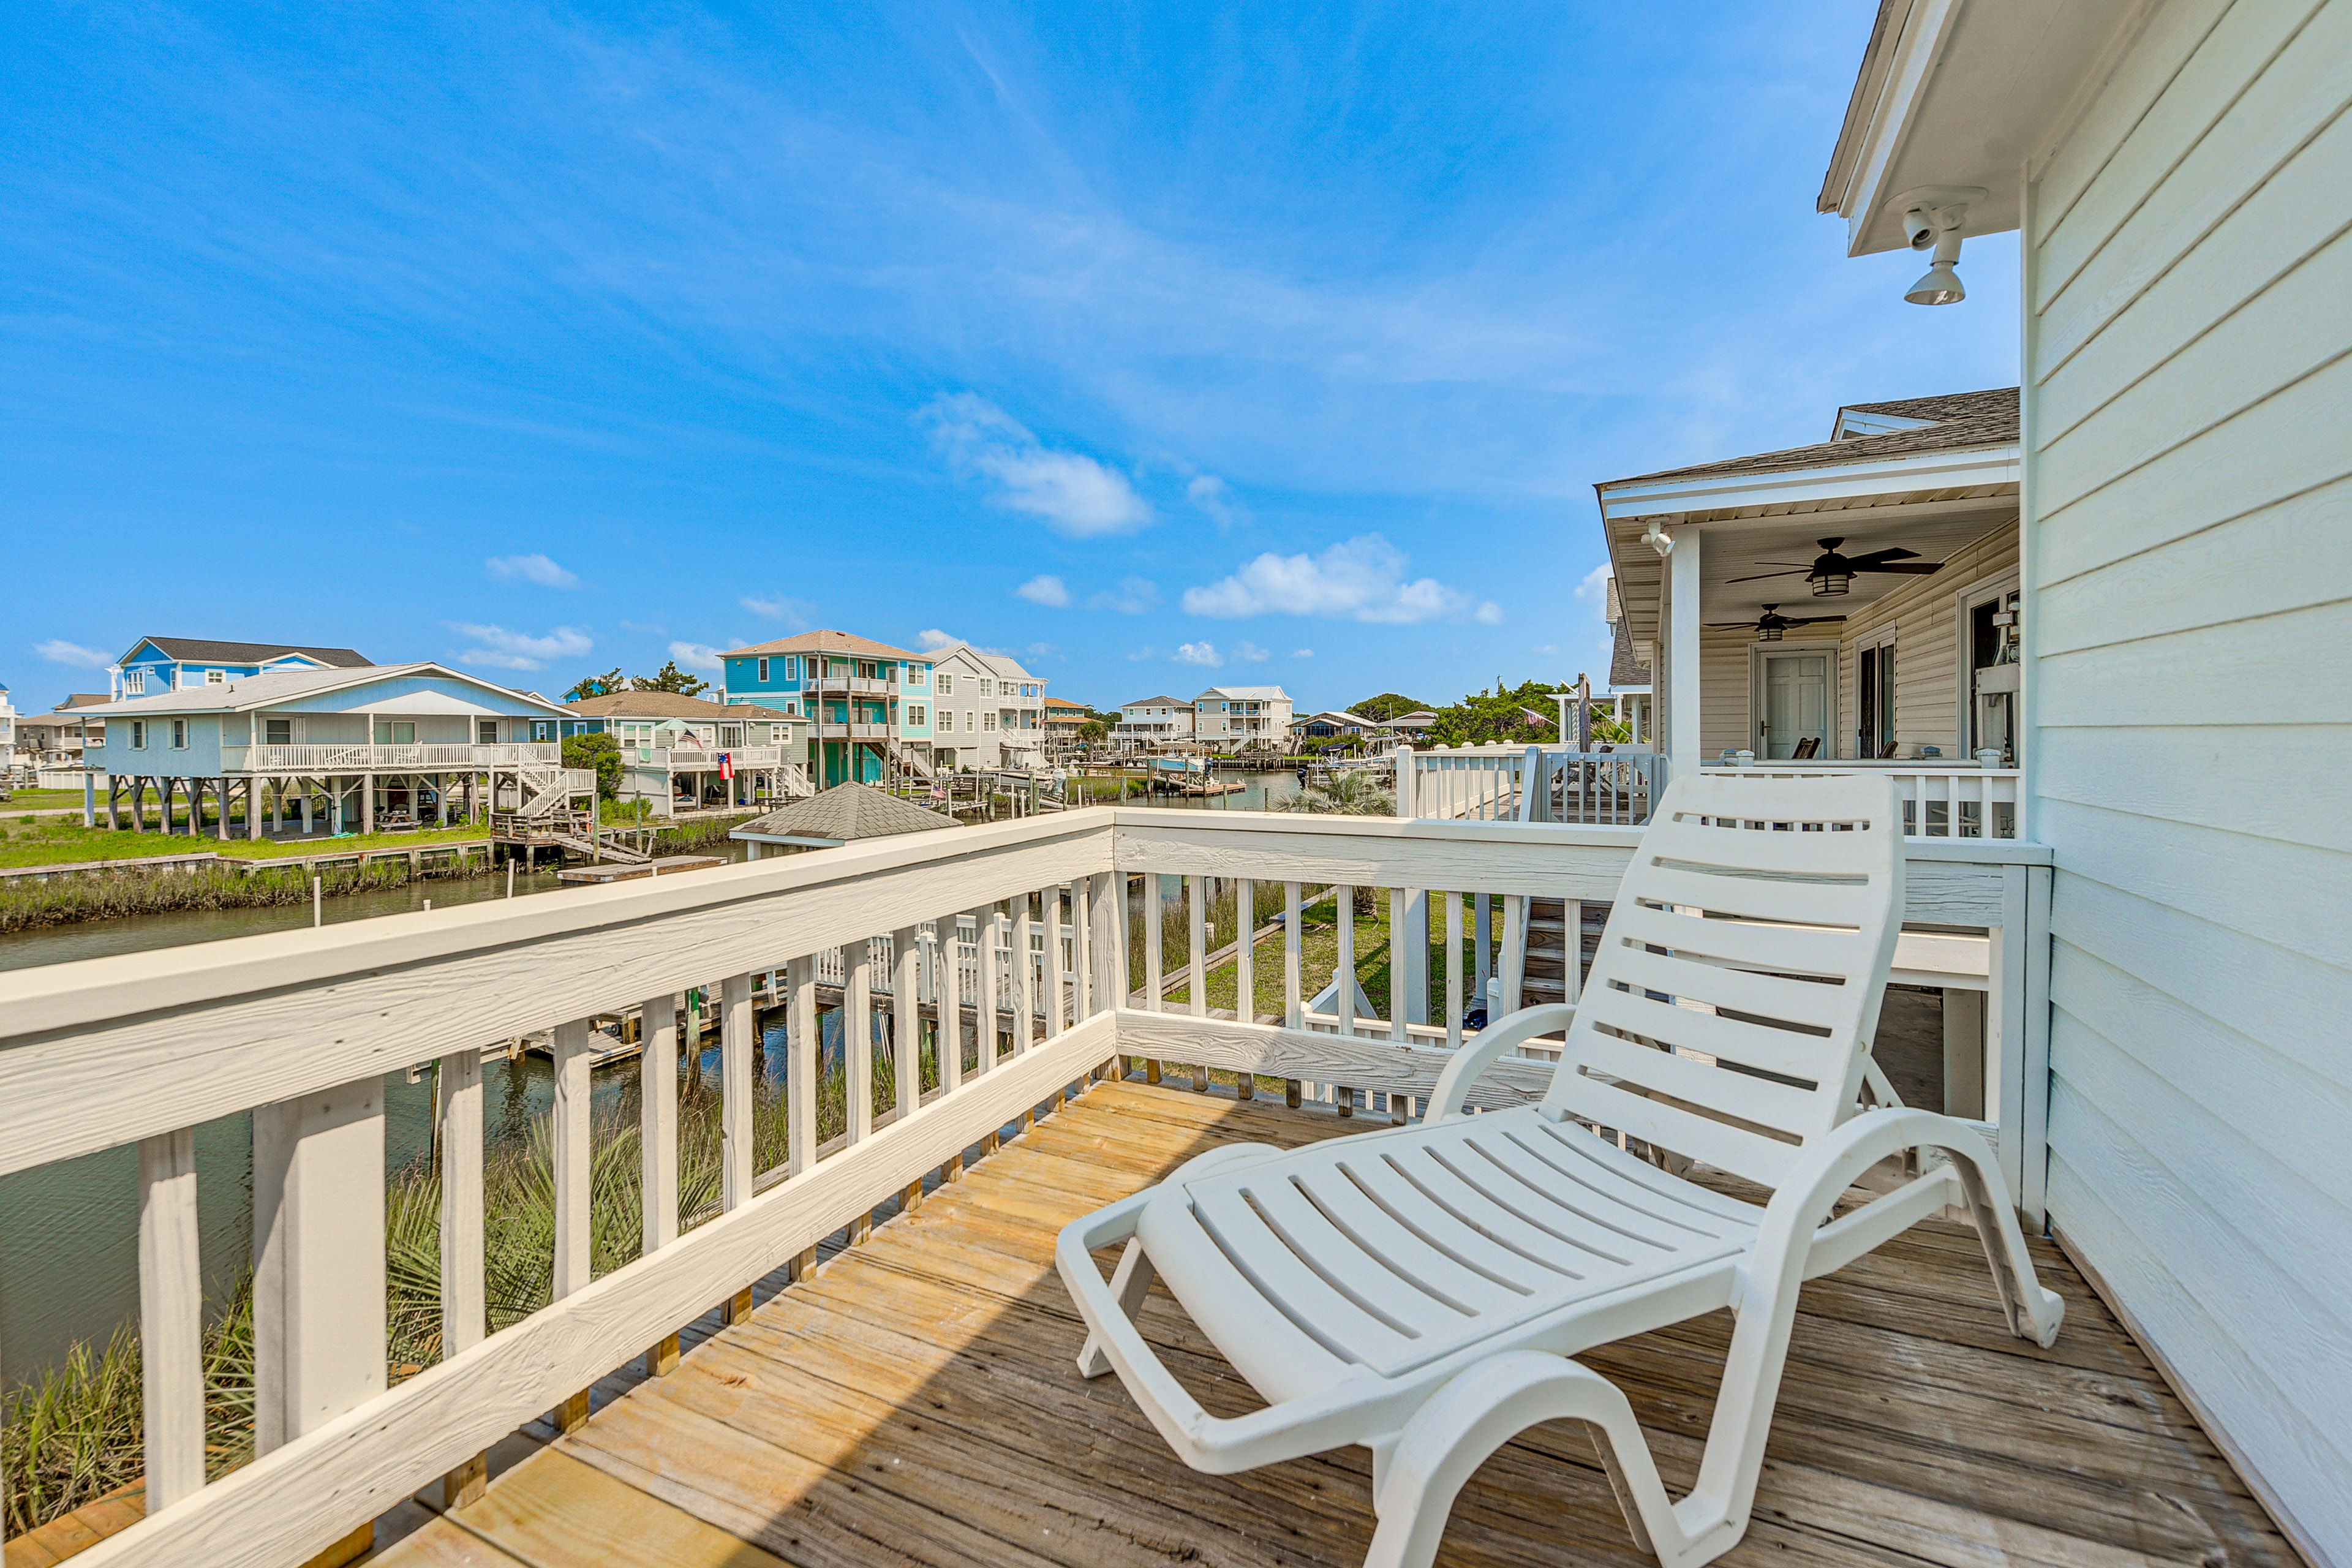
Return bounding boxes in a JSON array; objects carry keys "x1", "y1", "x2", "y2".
[
  {"x1": 721, "y1": 630, "x2": 927, "y2": 663},
  {"x1": 121, "y1": 637, "x2": 372, "y2": 668},
  {"x1": 1602, "y1": 387, "x2": 2018, "y2": 489}
]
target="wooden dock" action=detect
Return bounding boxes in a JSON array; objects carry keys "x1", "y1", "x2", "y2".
[{"x1": 372, "y1": 1080, "x2": 2296, "y2": 1568}]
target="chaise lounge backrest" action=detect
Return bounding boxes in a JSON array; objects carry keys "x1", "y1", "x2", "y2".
[{"x1": 1540, "y1": 772, "x2": 1905, "y2": 1188}]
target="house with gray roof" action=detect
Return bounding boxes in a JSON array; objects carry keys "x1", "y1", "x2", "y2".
[{"x1": 110, "y1": 636, "x2": 373, "y2": 700}]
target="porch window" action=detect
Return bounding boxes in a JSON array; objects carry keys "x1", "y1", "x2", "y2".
[
  {"x1": 266, "y1": 718, "x2": 293, "y2": 745},
  {"x1": 372, "y1": 721, "x2": 417, "y2": 744},
  {"x1": 477, "y1": 720, "x2": 498, "y2": 744},
  {"x1": 1858, "y1": 642, "x2": 1896, "y2": 759}
]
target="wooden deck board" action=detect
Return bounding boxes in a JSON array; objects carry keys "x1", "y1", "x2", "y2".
[{"x1": 376, "y1": 1079, "x2": 2299, "y2": 1568}]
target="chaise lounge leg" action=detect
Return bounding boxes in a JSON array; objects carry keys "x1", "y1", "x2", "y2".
[
  {"x1": 1366, "y1": 1351, "x2": 1698, "y2": 1568},
  {"x1": 1076, "y1": 1237, "x2": 1155, "y2": 1378}
]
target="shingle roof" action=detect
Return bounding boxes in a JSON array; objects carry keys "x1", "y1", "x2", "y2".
[
  {"x1": 932, "y1": 643, "x2": 1038, "y2": 680},
  {"x1": 1605, "y1": 387, "x2": 2018, "y2": 486},
  {"x1": 1610, "y1": 618, "x2": 1650, "y2": 688},
  {"x1": 567, "y1": 692, "x2": 794, "y2": 721},
  {"x1": 83, "y1": 663, "x2": 566, "y2": 717},
  {"x1": 720, "y1": 630, "x2": 928, "y2": 662},
  {"x1": 1124, "y1": 695, "x2": 1190, "y2": 708},
  {"x1": 730, "y1": 782, "x2": 957, "y2": 845},
  {"x1": 130, "y1": 637, "x2": 372, "y2": 668}
]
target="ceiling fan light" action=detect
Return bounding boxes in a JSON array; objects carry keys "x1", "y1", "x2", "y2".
[
  {"x1": 1760, "y1": 622, "x2": 1784, "y2": 641},
  {"x1": 1813, "y1": 571, "x2": 1850, "y2": 597}
]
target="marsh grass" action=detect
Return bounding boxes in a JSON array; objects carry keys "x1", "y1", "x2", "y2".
[{"x1": 2, "y1": 1026, "x2": 932, "y2": 1536}]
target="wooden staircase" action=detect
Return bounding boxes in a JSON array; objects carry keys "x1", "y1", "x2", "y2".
[{"x1": 1517, "y1": 896, "x2": 1604, "y2": 1008}]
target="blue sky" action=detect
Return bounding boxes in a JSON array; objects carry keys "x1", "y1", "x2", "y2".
[{"x1": 2, "y1": 2, "x2": 2020, "y2": 716}]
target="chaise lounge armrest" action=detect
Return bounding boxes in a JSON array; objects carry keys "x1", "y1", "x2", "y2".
[{"x1": 1427, "y1": 1003, "x2": 1575, "y2": 1121}]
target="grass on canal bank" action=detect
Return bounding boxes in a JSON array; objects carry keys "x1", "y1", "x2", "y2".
[
  {"x1": 0, "y1": 815, "x2": 490, "y2": 871},
  {"x1": 0, "y1": 814, "x2": 759, "y2": 932},
  {"x1": 4, "y1": 1023, "x2": 932, "y2": 1535}
]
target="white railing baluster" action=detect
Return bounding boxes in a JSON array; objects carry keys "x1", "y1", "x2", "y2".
[
  {"x1": 786, "y1": 959, "x2": 817, "y2": 1170},
  {"x1": 1234, "y1": 876, "x2": 1256, "y2": 1026},
  {"x1": 1501, "y1": 895, "x2": 1526, "y2": 1014},
  {"x1": 1187, "y1": 875, "x2": 1207, "y2": 1020},
  {"x1": 720, "y1": 976, "x2": 753, "y2": 1210},
  {"x1": 939, "y1": 924, "x2": 964, "y2": 1095},
  {"x1": 1045, "y1": 887, "x2": 1068, "y2": 1038},
  {"x1": 1336, "y1": 885, "x2": 1357, "y2": 1037},
  {"x1": 636, "y1": 1010, "x2": 675, "y2": 1253},
  {"x1": 137, "y1": 1128, "x2": 203, "y2": 1510},
  {"x1": 1563, "y1": 900, "x2": 1585, "y2": 1004},
  {"x1": 893, "y1": 924, "x2": 921, "y2": 1117},
  {"x1": 846, "y1": 942, "x2": 873, "y2": 1145},
  {"x1": 552, "y1": 1019, "x2": 594, "y2": 1301},
  {"x1": 1144, "y1": 874, "x2": 1164, "y2": 1012},
  {"x1": 1446, "y1": 891, "x2": 1464, "y2": 1050},
  {"x1": 1475, "y1": 894, "x2": 1492, "y2": 994},
  {"x1": 1072, "y1": 878, "x2": 1093, "y2": 1022},
  {"x1": 251, "y1": 1077, "x2": 386, "y2": 1483},
  {"x1": 1014, "y1": 894, "x2": 1038, "y2": 1054},
  {"x1": 1284, "y1": 881, "x2": 1303, "y2": 1029},
  {"x1": 977, "y1": 906, "x2": 1001, "y2": 1071},
  {"x1": 1090, "y1": 871, "x2": 1122, "y2": 1027},
  {"x1": 1388, "y1": 886, "x2": 1408, "y2": 1044},
  {"x1": 438, "y1": 1047, "x2": 485, "y2": 1357}
]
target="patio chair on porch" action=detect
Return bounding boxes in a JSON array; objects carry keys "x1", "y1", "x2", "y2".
[{"x1": 1058, "y1": 772, "x2": 2064, "y2": 1568}]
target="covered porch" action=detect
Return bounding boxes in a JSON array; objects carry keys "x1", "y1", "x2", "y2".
[{"x1": 1599, "y1": 391, "x2": 2024, "y2": 786}]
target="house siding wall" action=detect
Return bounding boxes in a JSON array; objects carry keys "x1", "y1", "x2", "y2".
[{"x1": 2023, "y1": 1, "x2": 2352, "y2": 1558}]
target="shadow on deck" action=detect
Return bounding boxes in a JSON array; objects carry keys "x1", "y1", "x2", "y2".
[{"x1": 375, "y1": 1080, "x2": 2296, "y2": 1568}]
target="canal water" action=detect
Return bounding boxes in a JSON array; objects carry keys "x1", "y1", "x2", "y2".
[{"x1": 0, "y1": 778, "x2": 1305, "y2": 1384}]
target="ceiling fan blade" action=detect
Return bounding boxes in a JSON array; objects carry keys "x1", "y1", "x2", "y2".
[
  {"x1": 1705, "y1": 622, "x2": 1758, "y2": 629},
  {"x1": 1844, "y1": 547, "x2": 1921, "y2": 566},
  {"x1": 1789, "y1": 615, "x2": 1847, "y2": 625},
  {"x1": 1724, "y1": 570, "x2": 1805, "y2": 584},
  {"x1": 1863, "y1": 561, "x2": 1943, "y2": 575}
]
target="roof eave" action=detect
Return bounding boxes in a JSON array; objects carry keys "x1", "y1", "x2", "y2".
[{"x1": 1597, "y1": 442, "x2": 2021, "y2": 524}]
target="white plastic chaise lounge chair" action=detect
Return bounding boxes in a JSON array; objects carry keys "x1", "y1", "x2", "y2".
[{"x1": 1057, "y1": 772, "x2": 2064, "y2": 1568}]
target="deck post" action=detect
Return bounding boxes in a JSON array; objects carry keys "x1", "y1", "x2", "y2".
[
  {"x1": 362, "y1": 773, "x2": 374, "y2": 835},
  {"x1": 722, "y1": 973, "x2": 755, "y2": 1210},
  {"x1": 252, "y1": 1075, "x2": 388, "y2": 1552},
  {"x1": 435, "y1": 1048, "x2": 487, "y2": 1507},
  {"x1": 552, "y1": 1019, "x2": 595, "y2": 1432}
]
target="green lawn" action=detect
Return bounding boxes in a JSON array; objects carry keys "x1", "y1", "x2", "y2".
[
  {"x1": 0, "y1": 815, "x2": 495, "y2": 870},
  {"x1": 2, "y1": 788, "x2": 89, "y2": 810},
  {"x1": 1158, "y1": 889, "x2": 1489, "y2": 1027}
]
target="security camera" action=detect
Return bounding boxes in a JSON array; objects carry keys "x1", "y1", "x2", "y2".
[{"x1": 1902, "y1": 208, "x2": 1937, "y2": 251}]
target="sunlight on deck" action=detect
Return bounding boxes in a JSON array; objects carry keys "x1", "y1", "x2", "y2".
[{"x1": 375, "y1": 1080, "x2": 2295, "y2": 1568}]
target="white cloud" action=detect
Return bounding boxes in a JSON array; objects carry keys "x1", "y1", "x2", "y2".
[
  {"x1": 1182, "y1": 534, "x2": 1500, "y2": 625},
  {"x1": 921, "y1": 393, "x2": 1152, "y2": 538},
  {"x1": 1233, "y1": 641, "x2": 1270, "y2": 662},
  {"x1": 1291, "y1": 648, "x2": 1314, "y2": 658},
  {"x1": 740, "y1": 594, "x2": 811, "y2": 624},
  {"x1": 1186, "y1": 474, "x2": 1244, "y2": 529},
  {"x1": 916, "y1": 628, "x2": 957, "y2": 650},
  {"x1": 668, "y1": 641, "x2": 724, "y2": 671},
  {"x1": 1026, "y1": 642, "x2": 1059, "y2": 660},
  {"x1": 1088, "y1": 576, "x2": 1159, "y2": 614},
  {"x1": 447, "y1": 623, "x2": 593, "y2": 671},
  {"x1": 1015, "y1": 575, "x2": 1071, "y2": 607},
  {"x1": 1124, "y1": 646, "x2": 1161, "y2": 662},
  {"x1": 485, "y1": 553, "x2": 580, "y2": 589},
  {"x1": 1173, "y1": 641, "x2": 1222, "y2": 668},
  {"x1": 36, "y1": 638, "x2": 113, "y2": 668}
]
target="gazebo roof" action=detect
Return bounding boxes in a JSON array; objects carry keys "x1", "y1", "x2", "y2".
[{"x1": 729, "y1": 782, "x2": 957, "y2": 847}]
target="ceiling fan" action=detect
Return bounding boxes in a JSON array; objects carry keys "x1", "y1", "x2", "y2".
[
  {"x1": 1707, "y1": 604, "x2": 1845, "y2": 642},
  {"x1": 1727, "y1": 536, "x2": 1943, "y2": 597}
]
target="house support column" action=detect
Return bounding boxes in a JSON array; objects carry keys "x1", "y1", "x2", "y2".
[
  {"x1": 1667, "y1": 522, "x2": 1703, "y2": 774},
  {"x1": 218, "y1": 778, "x2": 232, "y2": 842},
  {"x1": 105, "y1": 775, "x2": 119, "y2": 831},
  {"x1": 362, "y1": 774, "x2": 375, "y2": 836},
  {"x1": 83, "y1": 770, "x2": 96, "y2": 828},
  {"x1": 298, "y1": 780, "x2": 312, "y2": 835}
]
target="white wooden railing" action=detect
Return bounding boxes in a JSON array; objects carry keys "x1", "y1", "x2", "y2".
[
  {"x1": 0, "y1": 807, "x2": 2051, "y2": 1565},
  {"x1": 1400, "y1": 744, "x2": 1665, "y2": 826},
  {"x1": 632, "y1": 745, "x2": 787, "y2": 767},
  {"x1": 1708, "y1": 760, "x2": 2023, "y2": 840},
  {"x1": 228, "y1": 743, "x2": 560, "y2": 772}
]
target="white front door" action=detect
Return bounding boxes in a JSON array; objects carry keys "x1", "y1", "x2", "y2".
[{"x1": 1760, "y1": 653, "x2": 1829, "y2": 759}]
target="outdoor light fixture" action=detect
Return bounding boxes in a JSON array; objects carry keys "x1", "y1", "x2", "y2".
[
  {"x1": 1894, "y1": 186, "x2": 1983, "y2": 306},
  {"x1": 1812, "y1": 568, "x2": 1850, "y2": 597},
  {"x1": 1760, "y1": 620, "x2": 1784, "y2": 641}
]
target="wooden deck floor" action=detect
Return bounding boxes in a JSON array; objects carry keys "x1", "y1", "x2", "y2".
[{"x1": 375, "y1": 1080, "x2": 2297, "y2": 1568}]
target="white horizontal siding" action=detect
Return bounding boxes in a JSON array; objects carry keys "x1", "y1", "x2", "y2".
[{"x1": 2026, "y1": 0, "x2": 2352, "y2": 1558}]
